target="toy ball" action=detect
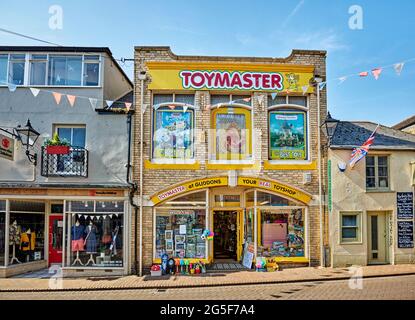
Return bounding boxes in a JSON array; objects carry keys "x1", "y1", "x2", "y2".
[{"x1": 207, "y1": 231, "x2": 214, "y2": 241}]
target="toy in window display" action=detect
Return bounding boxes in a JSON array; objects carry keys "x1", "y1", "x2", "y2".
[
  {"x1": 9, "y1": 220, "x2": 22, "y2": 264},
  {"x1": 84, "y1": 221, "x2": 98, "y2": 266},
  {"x1": 71, "y1": 219, "x2": 85, "y2": 266},
  {"x1": 168, "y1": 258, "x2": 175, "y2": 275},
  {"x1": 175, "y1": 259, "x2": 180, "y2": 274},
  {"x1": 161, "y1": 253, "x2": 169, "y2": 275}
]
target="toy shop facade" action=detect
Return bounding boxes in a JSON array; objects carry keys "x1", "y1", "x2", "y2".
[
  {"x1": 134, "y1": 47, "x2": 327, "y2": 270},
  {"x1": 0, "y1": 188, "x2": 131, "y2": 278}
]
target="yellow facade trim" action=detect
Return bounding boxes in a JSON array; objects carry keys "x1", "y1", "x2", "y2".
[
  {"x1": 206, "y1": 162, "x2": 261, "y2": 170},
  {"x1": 146, "y1": 61, "x2": 315, "y2": 73},
  {"x1": 273, "y1": 257, "x2": 309, "y2": 263},
  {"x1": 264, "y1": 161, "x2": 317, "y2": 170},
  {"x1": 144, "y1": 160, "x2": 201, "y2": 170}
]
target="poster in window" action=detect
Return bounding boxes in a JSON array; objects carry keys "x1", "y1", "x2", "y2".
[
  {"x1": 153, "y1": 109, "x2": 193, "y2": 159},
  {"x1": 269, "y1": 111, "x2": 307, "y2": 160},
  {"x1": 216, "y1": 113, "x2": 247, "y2": 157}
]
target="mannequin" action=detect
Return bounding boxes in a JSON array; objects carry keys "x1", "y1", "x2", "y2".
[
  {"x1": 84, "y1": 220, "x2": 97, "y2": 266},
  {"x1": 71, "y1": 220, "x2": 85, "y2": 266},
  {"x1": 9, "y1": 220, "x2": 21, "y2": 264}
]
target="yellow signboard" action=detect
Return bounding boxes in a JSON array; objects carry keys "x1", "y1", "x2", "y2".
[
  {"x1": 237, "y1": 177, "x2": 312, "y2": 204},
  {"x1": 151, "y1": 177, "x2": 228, "y2": 205},
  {"x1": 147, "y1": 62, "x2": 315, "y2": 94}
]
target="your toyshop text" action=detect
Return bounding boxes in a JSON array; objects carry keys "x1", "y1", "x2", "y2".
[{"x1": 160, "y1": 304, "x2": 255, "y2": 317}]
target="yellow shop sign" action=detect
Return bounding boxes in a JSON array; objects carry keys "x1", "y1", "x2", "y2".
[{"x1": 147, "y1": 62, "x2": 315, "y2": 94}]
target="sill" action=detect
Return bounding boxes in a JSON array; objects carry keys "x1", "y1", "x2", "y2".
[
  {"x1": 264, "y1": 160, "x2": 316, "y2": 170},
  {"x1": 145, "y1": 160, "x2": 200, "y2": 170},
  {"x1": 339, "y1": 241, "x2": 363, "y2": 245},
  {"x1": 366, "y1": 189, "x2": 394, "y2": 193},
  {"x1": 206, "y1": 161, "x2": 260, "y2": 170}
]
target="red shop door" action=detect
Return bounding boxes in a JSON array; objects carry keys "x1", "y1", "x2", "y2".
[{"x1": 49, "y1": 215, "x2": 63, "y2": 266}]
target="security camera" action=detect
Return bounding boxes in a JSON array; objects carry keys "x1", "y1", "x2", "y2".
[{"x1": 138, "y1": 70, "x2": 147, "y2": 80}]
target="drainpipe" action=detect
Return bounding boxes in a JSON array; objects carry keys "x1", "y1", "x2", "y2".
[
  {"x1": 317, "y1": 81, "x2": 325, "y2": 268},
  {"x1": 126, "y1": 111, "x2": 139, "y2": 275}
]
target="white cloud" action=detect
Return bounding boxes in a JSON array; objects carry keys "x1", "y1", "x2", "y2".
[
  {"x1": 282, "y1": 0, "x2": 305, "y2": 28},
  {"x1": 293, "y1": 30, "x2": 349, "y2": 51}
]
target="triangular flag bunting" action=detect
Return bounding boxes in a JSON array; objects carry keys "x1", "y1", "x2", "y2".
[
  {"x1": 257, "y1": 95, "x2": 264, "y2": 105},
  {"x1": 30, "y1": 88, "x2": 40, "y2": 97},
  {"x1": 183, "y1": 105, "x2": 189, "y2": 113},
  {"x1": 301, "y1": 85, "x2": 309, "y2": 95},
  {"x1": 8, "y1": 83, "x2": 17, "y2": 92},
  {"x1": 125, "y1": 102, "x2": 132, "y2": 112},
  {"x1": 67, "y1": 95, "x2": 76, "y2": 107},
  {"x1": 318, "y1": 82, "x2": 326, "y2": 91},
  {"x1": 359, "y1": 71, "x2": 369, "y2": 77},
  {"x1": 154, "y1": 104, "x2": 160, "y2": 110},
  {"x1": 394, "y1": 63, "x2": 404, "y2": 76},
  {"x1": 106, "y1": 100, "x2": 114, "y2": 109},
  {"x1": 371, "y1": 68, "x2": 382, "y2": 80},
  {"x1": 168, "y1": 105, "x2": 176, "y2": 110},
  {"x1": 243, "y1": 98, "x2": 251, "y2": 102},
  {"x1": 89, "y1": 98, "x2": 98, "y2": 110},
  {"x1": 338, "y1": 76, "x2": 347, "y2": 84},
  {"x1": 52, "y1": 92, "x2": 62, "y2": 104},
  {"x1": 271, "y1": 92, "x2": 278, "y2": 100}
]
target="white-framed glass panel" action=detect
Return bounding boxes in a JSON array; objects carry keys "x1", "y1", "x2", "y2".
[
  {"x1": 155, "y1": 208, "x2": 207, "y2": 259},
  {"x1": 268, "y1": 95, "x2": 307, "y2": 107},
  {"x1": 8, "y1": 201, "x2": 46, "y2": 264},
  {"x1": 29, "y1": 54, "x2": 47, "y2": 85},
  {"x1": 366, "y1": 155, "x2": 389, "y2": 190},
  {"x1": 268, "y1": 95, "x2": 287, "y2": 106},
  {"x1": 0, "y1": 200, "x2": 5, "y2": 266},
  {"x1": 8, "y1": 54, "x2": 25, "y2": 85},
  {"x1": 48, "y1": 55, "x2": 82, "y2": 86},
  {"x1": 66, "y1": 201, "x2": 124, "y2": 268},
  {"x1": 244, "y1": 208, "x2": 254, "y2": 244},
  {"x1": 256, "y1": 191, "x2": 300, "y2": 206},
  {"x1": 0, "y1": 54, "x2": 8, "y2": 84},
  {"x1": 56, "y1": 125, "x2": 86, "y2": 147},
  {"x1": 340, "y1": 212, "x2": 361, "y2": 243},
  {"x1": 160, "y1": 191, "x2": 207, "y2": 208},
  {"x1": 259, "y1": 208, "x2": 305, "y2": 258},
  {"x1": 83, "y1": 55, "x2": 100, "y2": 86}
]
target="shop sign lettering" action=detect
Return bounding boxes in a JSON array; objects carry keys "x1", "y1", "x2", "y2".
[
  {"x1": 180, "y1": 70, "x2": 284, "y2": 91},
  {"x1": 157, "y1": 186, "x2": 186, "y2": 201},
  {"x1": 0, "y1": 134, "x2": 14, "y2": 161},
  {"x1": 397, "y1": 192, "x2": 414, "y2": 219}
]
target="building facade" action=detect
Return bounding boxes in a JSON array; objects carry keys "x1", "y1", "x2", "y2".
[
  {"x1": 133, "y1": 47, "x2": 328, "y2": 274},
  {"x1": 0, "y1": 46, "x2": 133, "y2": 277},
  {"x1": 393, "y1": 115, "x2": 415, "y2": 135},
  {"x1": 328, "y1": 121, "x2": 415, "y2": 267}
]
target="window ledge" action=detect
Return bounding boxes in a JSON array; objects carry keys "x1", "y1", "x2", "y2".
[
  {"x1": 206, "y1": 161, "x2": 260, "y2": 170},
  {"x1": 339, "y1": 241, "x2": 363, "y2": 245},
  {"x1": 365, "y1": 189, "x2": 394, "y2": 193},
  {"x1": 264, "y1": 160, "x2": 316, "y2": 170},
  {"x1": 145, "y1": 160, "x2": 200, "y2": 170}
]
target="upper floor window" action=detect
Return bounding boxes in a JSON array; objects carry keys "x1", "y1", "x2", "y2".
[
  {"x1": 55, "y1": 125, "x2": 86, "y2": 147},
  {"x1": 366, "y1": 155, "x2": 389, "y2": 190},
  {"x1": 152, "y1": 94, "x2": 195, "y2": 160},
  {"x1": 210, "y1": 95, "x2": 252, "y2": 161},
  {"x1": 0, "y1": 53, "x2": 101, "y2": 87}
]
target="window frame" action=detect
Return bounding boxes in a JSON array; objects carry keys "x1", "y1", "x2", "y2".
[
  {"x1": 339, "y1": 211, "x2": 362, "y2": 244},
  {"x1": 267, "y1": 95, "x2": 311, "y2": 164},
  {"x1": 8, "y1": 53, "x2": 26, "y2": 85},
  {"x1": 151, "y1": 93, "x2": 196, "y2": 164},
  {"x1": 365, "y1": 155, "x2": 390, "y2": 191},
  {"x1": 53, "y1": 124, "x2": 87, "y2": 148}
]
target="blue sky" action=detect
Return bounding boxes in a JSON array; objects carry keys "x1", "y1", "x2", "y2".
[{"x1": 1, "y1": 0, "x2": 414, "y2": 126}]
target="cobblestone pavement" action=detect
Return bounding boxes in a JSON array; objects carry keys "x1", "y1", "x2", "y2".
[{"x1": 0, "y1": 275, "x2": 414, "y2": 300}]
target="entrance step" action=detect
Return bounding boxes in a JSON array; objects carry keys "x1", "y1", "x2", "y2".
[{"x1": 207, "y1": 262, "x2": 251, "y2": 272}]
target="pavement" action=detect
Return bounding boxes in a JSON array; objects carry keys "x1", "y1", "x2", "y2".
[{"x1": 0, "y1": 264, "x2": 414, "y2": 292}]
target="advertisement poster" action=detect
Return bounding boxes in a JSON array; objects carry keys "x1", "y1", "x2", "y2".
[
  {"x1": 397, "y1": 192, "x2": 414, "y2": 219},
  {"x1": 269, "y1": 111, "x2": 307, "y2": 160},
  {"x1": 215, "y1": 113, "x2": 246, "y2": 157},
  {"x1": 153, "y1": 110, "x2": 193, "y2": 159}
]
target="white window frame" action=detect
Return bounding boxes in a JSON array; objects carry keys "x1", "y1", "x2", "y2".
[
  {"x1": 267, "y1": 95, "x2": 311, "y2": 164},
  {"x1": 366, "y1": 155, "x2": 390, "y2": 191},
  {"x1": 150, "y1": 93, "x2": 196, "y2": 164},
  {"x1": 54, "y1": 124, "x2": 87, "y2": 148},
  {"x1": 208, "y1": 94, "x2": 254, "y2": 164},
  {"x1": 339, "y1": 211, "x2": 362, "y2": 244}
]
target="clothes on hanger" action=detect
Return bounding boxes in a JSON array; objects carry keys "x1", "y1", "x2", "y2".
[
  {"x1": 71, "y1": 223, "x2": 86, "y2": 252},
  {"x1": 20, "y1": 231, "x2": 36, "y2": 251},
  {"x1": 84, "y1": 224, "x2": 98, "y2": 254},
  {"x1": 9, "y1": 223, "x2": 21, "y2": 245}
]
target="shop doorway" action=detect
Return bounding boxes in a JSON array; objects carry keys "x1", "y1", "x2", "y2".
[
  {"x1": 367, "y1": 212, "x2": 389, "y2": 265},
  {"x1": 48, "y1": 214, "x2": 63, "y2": 266},
  {"x1": 213, "y1": 210, "x2": 240, "y2": 261}
]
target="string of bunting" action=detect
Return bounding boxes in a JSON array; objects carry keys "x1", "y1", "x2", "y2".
[
  {"x1": 71, "y1": 213, "x2": 121, "y2": 220},
  {"x1": 0, "y1": 80, "x2": 133, "y2": 112}
]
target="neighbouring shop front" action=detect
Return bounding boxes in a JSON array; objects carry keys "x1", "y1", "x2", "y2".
[
  {"x1": 0, "y1": 189, "x2": 130, "y2": 278},
  {"x1": 151, "y1": 176, "x2": 311, "y2": 271}
]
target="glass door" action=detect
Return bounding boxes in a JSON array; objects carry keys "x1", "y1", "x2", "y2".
[{"x1": 48, "y1": 215, "x2": 63, "y2": 266}]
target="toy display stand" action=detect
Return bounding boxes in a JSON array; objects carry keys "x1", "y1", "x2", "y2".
[
  {"x1": 71, "y1": 251, "x2": 84, "y2": 266},
  {"x1": 85, "y1": 253, "x2": 95, "y2": 266},
  {"x1": 10, "y1": 244, "x2": 21, "y2": 265}
]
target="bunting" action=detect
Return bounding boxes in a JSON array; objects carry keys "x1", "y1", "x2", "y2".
[
  {"x1": 359, "y1": 71, "x2": 369, "y2": 77},
  {"x1": 338, "y1": 76, "x2": 347, "y2": 85},
  {"x1": 67, "y1": 95, "x2": 76, "y2": 107},
  {"x1": 52, "y1": 92, "x2": 62, "y2": 105},
  {"x1": 318, "y1": 82, "x2": 326, "y2": 91},
  {"x1": 125, "y1": 102, "x2": 132, "y2": 112},
  {"x1": 30, "y1": 88, "x2": 40, "y2": 97},
  {"x1": 394, "y1": 63, "x2": 404, "y2": 76},
  {"x1": 89, "y1": 98, "x2": 98, "y2": 110},
  {"x1": 371, "y1": 68, "x2": 382, "y2": 80},
  {"x1": 271, "y1": 92, "x2": 278, "y2": 100},
  {"x1": 106, "y1": 100, "x2": 114, "y2": 109},
  {"x1": 301, "y1": 85, "x2": 309, "y2": 95},
  {"x1": 8, "y1": 83, "x2": 17, "y2": 92}
]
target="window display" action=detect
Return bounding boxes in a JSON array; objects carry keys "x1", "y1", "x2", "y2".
[
  {"x1": 155, "y1": 209, "x2": 206, "y2": 259},
  {"x1": 269, "y1": 110, "x2": 307, "y2": 160},
  {"x1": 8, "y1": 201, "x2": 45, "y2": 264},
  {"x1": 0, "y1": 201, "x2": 5, "y2": 266},
  {"x1": 67, "y1": 201, "x2": 124, "y2": 268},
  {"x1": 258, "y1": 209, "x2": 305, "y2": 258}
]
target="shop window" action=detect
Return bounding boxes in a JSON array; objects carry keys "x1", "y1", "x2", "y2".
[
  {"x1": 8, "y1": 201, "x2": 45, "y2": 264},
  {"x1": 155, "y1": 208, "x2": 207, "y2": 259},
  {"x1": 268, "y1": 109, "x2": 308, "y2": 161},
  {"x1": 366, "y1": 155, "x2": 389, "y2": 190},
  {"x1": 161, "y1": 191, "x2": 207, "y2": 208},
  {"x1": 152, "y1": 94, "x2": 195, "y2": 160},
  {"x1": 30, "y1": 54, "x2": 48, "y2": 85},
  {"x1": 258, "y1": 209, "x2": 305, "y2": 258},
  {"x1": 211, "y1": 106, "x2": 252, "y2": 161},
  {"x1": 0, "y1": 201, "x2": 5, "y2": 266},
  {"x1": 9, "y1": 54, "x2": 26, "y2": 85},
  {"x1": 257, "y1": 191, "x2": 299, "y2": 206},
  {"x1": 245, "y1": 191, "x2": 255, "y2": 208},
  {"x1": 268, "y1": 95, "x2": 307, "y2": 107},
  {"x1": 214, "y1": 195, "x2": 241, "y2": 208},
  {"x1": 244, "y1": 208, "x2": 254, "y2": 244},
  {"x1": 67, "y1": 201, "x2": 124, "y2": 268},
  {"x1": 340, "y1": 212, "x2": 361, "y2": 243}
]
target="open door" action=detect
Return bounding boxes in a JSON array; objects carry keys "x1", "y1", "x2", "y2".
[{"x1": 48, "y1": 215, "x2": 63, "y2": 266}]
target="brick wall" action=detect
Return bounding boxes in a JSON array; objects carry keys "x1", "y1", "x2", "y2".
[{"x1": 132, "y1": 47, "x2": 328, "y2": 272}]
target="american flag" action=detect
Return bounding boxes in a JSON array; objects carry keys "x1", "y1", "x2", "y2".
[{"x1": 349, "y1": 124, "x2": 380, "y2": 169}]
